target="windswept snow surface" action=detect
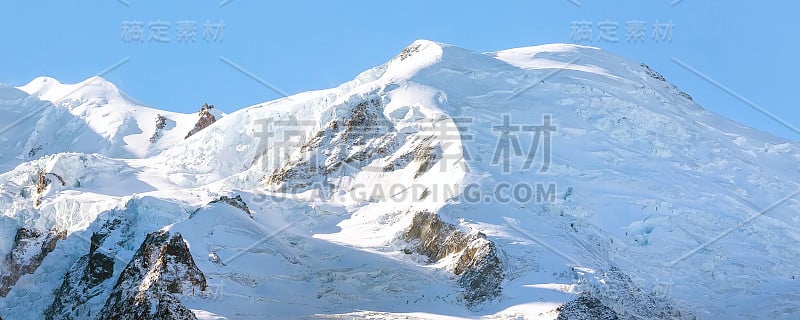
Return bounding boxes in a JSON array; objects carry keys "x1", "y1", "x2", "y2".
[
  {"x1": 1, "y1": 40, "x2": 800, "y2": 319},
  {"x1": 0, "y1": 76, "x2": 224, "y2": 172}
]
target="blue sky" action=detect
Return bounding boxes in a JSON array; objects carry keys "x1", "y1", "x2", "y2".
[{"x1": 2, "y1": 1, "x2": 798, "y2": 140}]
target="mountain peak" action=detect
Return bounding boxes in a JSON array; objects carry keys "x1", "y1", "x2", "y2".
[
  {"x1": 18, "y1": 75, "x2": 122, "y2": 103},
  {"x1": 386, "y1": 40, "x2": 449, "y2": 72},
  {"x1": 1, "y1": 40, "x2": 798, "y2": 320},
  {"x1": 18, "y1": 76, "x2": 62, "y2": 95},
  {"x1": 79, "y1": 76, "x2": 118, "y2": 89}
]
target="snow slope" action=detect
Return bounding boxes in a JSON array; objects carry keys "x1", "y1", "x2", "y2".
[
  {"x1": 0, "y1": 76, "x2": 224, "y2": 172},
  {"x1": 1, "y1": 40, "x2": 799, "y2": 319}
]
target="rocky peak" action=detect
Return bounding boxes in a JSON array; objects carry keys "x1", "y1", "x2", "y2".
[
  {"x1": 403, "y1": 211, "x2": 503, "y2": 307},
  {"x1": 266, "y1": 97, "x2": 397, "y2": 192},
  {"x1": 149, "y1": 114, "x2": 168, "y2": 143},
  {"x1": 35, "y1": 169, "x2": 66, "y2": 207},
  {"x1": 184, "y1": 103, "x2": 217, "y2": 139},
  {"x1": 97, "y1": 230, "x2": 206, "y2": 320},
  {"x1": 0, "y1": 227, "x2": 66, "y2": 297},
  {"x1": 45, "y1": 218, "x2": 125, "y2": 320},
  {"x1": 208, "y1": 195, "x2": 252, "y2": 216}
]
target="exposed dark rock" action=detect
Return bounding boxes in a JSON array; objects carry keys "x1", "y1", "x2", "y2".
[
  {"x1": 155, "y1": 114, "x2": 167, "y2": 129},
  {"x1": 84, "y1": 250, "x2": 115, "y2": 287},
  {"x1": 403, "y1": 211, "x2": 503, "y2": 306},
  {"x1": 35, "y1": 169, "x2": 66, "y2": 207},
  {"x1": 412, "y1": 142, "x2": 441, "y2": 179},
  {"x1": 28, "y1": 145, "x2": 42, "y2": 158},
  {"x1": 454, "y1": 234, "x2": 504, "y2": 305},
  {"x1": 381, "y1": 135, "x2": 442, "y2": 179},
  {"x1": 381, "y1": 150, "x2": 413, "y2": 172},
  {"x1": 558, "y1": 266, "x2": 689, "y2": 320},
  {"x1": 185, "y1": 103, "x2": 217, "y2": 139},
  {"x1": 45, "y1": 218, "x2": 124, "y2": 320},
  {"x1": 399, "y1": 43, "x2": 422, "y2": 61},
  {"x1": 557, "y1": 294, "x2": 620, "y2": 320},
  {"x1": 36, "y1": 170, "x2": 46, "y2": 196},
  {"x1": 267, "y1": 97, "x2": 397, "y2": 192},
  {"x1": 404, "y1": 211, "x2": 466, "y2": 261},
  {"x1": 594, "y1": 266, "x2": 683, "y2": 319},
  {"x1": 0, "y1": 227, "x2": 66, "y2": 297},
  {"x1": 641, "y1": 63, "x2": 693, "y2": 101},
  {"x1": 209, "y1": 195, "x2": 252, "y2": 216},
  {"x1": 97, "y1": 230, "x2": 206, "y2": 320},
  {"x1": 640, "y1": 63, "x2": 665, "y2": 82},
  {"x1": 149, "y1": 114, "x2": 167, "y2": 143},
  {"x1": 418, "y1": 188, "x2": 431, "y2": 200},
  {"x1": 44, "y1": 254, "x2": 114, "y2": 320}
]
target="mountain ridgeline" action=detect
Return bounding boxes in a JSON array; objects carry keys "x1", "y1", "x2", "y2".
[{"x1": 0, "y1": 40, "x2": 798, "y2": 319}]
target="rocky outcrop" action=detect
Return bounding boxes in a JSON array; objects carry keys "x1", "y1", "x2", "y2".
[
  {"x1": 557, "y1": 266, "x2": 689, "y2": 320},
  {"x1": 191, "y1": 195, "x2": 253, "y2": 219},
  {"x1": 0, "y1": 227, "x2": 66, "y2": 297},
  {"x1": 149, "y1": 114, "x2": 167, "y2": 143},
  {"x1": 411, "y1": 140, "x2": 441, "y2": 179},
  {"x1": 381, "y1": 135, "x2": 442, "y2": 179},
  {"x1": 209, "y1": 195, "x2": 252, "y2": 216},
  {"x1": 44, "y1": 218, "x2": 125, "y2": 320},
  {"x1": 267, "y1": 97, "x2": 397, "y2": 192},
  {"x1": 185, "y1": 103, "x2": 216, "y2": 139},
  {"x1": 403, "y1": 211, "x2": 503, "y2": 306},
  {"x1": 35, "y1": 169, "x2": 66, "y2": 207},
  {"x1": 97, "y1": 230, "x2": 206, "y2": 320},
  {"x1": 399, "y1": 43, "x2": 422, "y2": 61},
  {"x1": 640, "y1": 63, "x2": 666, "y2": 82},
  {"x1": 557, "y1": 294, "x2": 620, "y2": 320},
  {"x1": 595, "y1": 266, "x2": 685, "y2": 319},
  {"x1": 28, "y1": 145, "x2": 42, "y2": 158},
  {"x1": 640, "y1": 63, "x2": 692, "y2": 101}
]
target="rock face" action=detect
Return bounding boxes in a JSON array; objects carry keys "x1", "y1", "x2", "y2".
[
  {"x1": 403, "y1": 211, "x2": 503, "y2": 306},
  {"x1": 35, "y1": 169, "x2": 66, "y2": 207},
  {"x1": 557, "y1": 295, "x2": 620, "y2": 320},
  {"x1": 209, "y1": 195, "x2": 252, "y2": 216},
  {"x1": 557, "y1": 266, "x2": 688, "y2": 320},
  {"x1": 640, "y1": 63, "x2": 692, "y2": 101},
  {"x1": 96, "y1": 230, "x2": 206, "y2": 320},
  {"x1": 44, "y1": 218, "x2": 126, "y2": 320},
  {"x1": 266, "y1": 97, "x2": 397, "y2": 192},
  {"x1": 185, "y1": 103, "x2": 217, "y2": 139},
  {"x1": 149, "y1": 114, "x2": 167, "y2": 143},
  {"x1": 0, "y1": 227, "x2": 66, "y2": 297}
]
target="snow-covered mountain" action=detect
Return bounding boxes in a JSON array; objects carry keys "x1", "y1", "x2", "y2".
[
  {"x1": 0, "y1": 76, "x2": 224, "y2": 172},
  {"x1": 1, "y1": 40, "x2": 799, "y2": 320}
]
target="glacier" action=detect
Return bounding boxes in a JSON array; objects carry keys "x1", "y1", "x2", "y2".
[{"x1": 0, "y1": 39, "x2": 798, "y2": 319}]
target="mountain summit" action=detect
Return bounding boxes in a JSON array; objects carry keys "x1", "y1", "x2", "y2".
[{"x1": 0, "y1": 40, "x2": 798, "y2": 319}]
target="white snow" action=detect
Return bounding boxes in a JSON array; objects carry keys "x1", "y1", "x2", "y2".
[{"x1": 2, "y1": 40, "x2": 800, "y2": 319}]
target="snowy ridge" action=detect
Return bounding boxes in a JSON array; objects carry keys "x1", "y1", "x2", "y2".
[
  {"x1": 0, "y1": 77, "x2": 225, "y2": 172},
  {"x1": 1, "y1": 40, "x2": 799, "y2": 319}
]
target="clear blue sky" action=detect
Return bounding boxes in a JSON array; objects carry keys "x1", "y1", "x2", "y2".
[{"x1": 2, "y1": 1, "x2": 798, "y2": 140}]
